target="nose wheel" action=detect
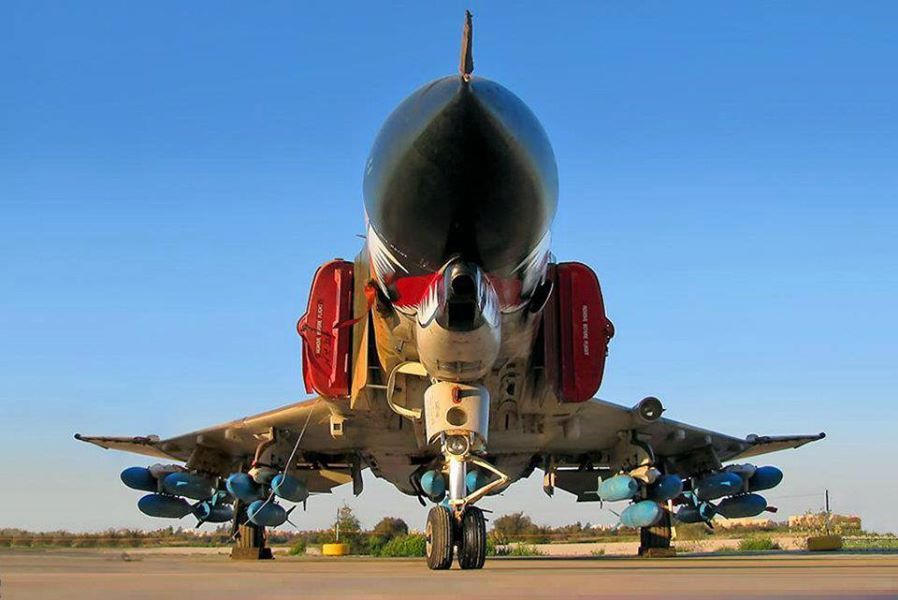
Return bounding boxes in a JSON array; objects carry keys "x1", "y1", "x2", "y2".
[
  {"x1": 425, "y1": 505, "x2": 487, "y2": 570},
  {"x1": 425, "y1": 506, "x2": 454, "y2": 569},
  {"x1": 457, "y1": 506, "x2": 486, "y2": 569}
]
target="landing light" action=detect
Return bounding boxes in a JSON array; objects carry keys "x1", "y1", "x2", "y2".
[{"x1": 445, "y1": 434, "x2": 470, "y2": 457}]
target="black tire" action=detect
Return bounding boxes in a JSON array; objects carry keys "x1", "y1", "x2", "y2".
[
  {"x1": 639, "y1": 506, "x2": 672, "y2": 554},
  {"x1": 458, "y1": 506, "x2": 486, "y2": 569},
  {"x1": 425, "y1": 505, "x2": 454, "y2": 570}
]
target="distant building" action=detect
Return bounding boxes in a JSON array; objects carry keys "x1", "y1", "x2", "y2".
[
  {"x1": 788, "y1": 513, "x2": 861, "y2": 531},
  {"x1": 716, "y1": 517, "x2": 775, "y2": 529}
]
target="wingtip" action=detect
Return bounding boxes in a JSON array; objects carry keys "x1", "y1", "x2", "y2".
[{"x1": 74, "y1": 433, "x2": 83, "y2": 441}]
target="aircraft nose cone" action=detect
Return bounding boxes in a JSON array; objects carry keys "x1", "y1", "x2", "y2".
[{"x1": 363, "y1": 75, "x2": 558, "y2": 277}]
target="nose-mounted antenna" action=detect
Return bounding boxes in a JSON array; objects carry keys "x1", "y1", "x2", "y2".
[{"x1": 459, "y1": 10, "x2": 474, "y2": 82}]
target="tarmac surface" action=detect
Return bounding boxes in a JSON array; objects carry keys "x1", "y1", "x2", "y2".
[{"x1": 1, "y1": 550, "x2": 896, "y2": 599}]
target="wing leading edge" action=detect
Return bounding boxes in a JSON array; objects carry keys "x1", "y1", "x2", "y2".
[
  {"x1": 571, "y1": 398, "x2": 824, "y2": 461},
  {"x1": 548, "y1": 398, "x2": 824, "y2": 501},
  {"x1": 75, "y1": 397, "x2": 360, "y2": 493}
]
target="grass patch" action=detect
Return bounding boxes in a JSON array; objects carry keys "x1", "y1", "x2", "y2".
[
  {"x1": 377, "y1": 534, "x2": 426, "y2": 557},
  {"x1": 843, "y1": 536, "x2": 898, "y2": 551},
  {"x1": 737, "y1": 536, "x2": 780, "y2": 552},
  {"x1": 494, "y1": 543, "x2": 544, "y2": 557},
  {"x1": 674, "y1": 523, "x2": 713, "y2": 541}
]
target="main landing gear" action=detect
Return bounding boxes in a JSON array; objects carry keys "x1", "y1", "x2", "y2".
[
  {"x1": 425, "y1": 505, "x2": 486, "y2": 570},
  {"x1": 638, "y1": 506, "x2": 673, "y2": 557}
]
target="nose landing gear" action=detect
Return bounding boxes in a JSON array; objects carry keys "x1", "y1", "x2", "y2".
[
  {"x1": 416, "y1": 381, "x2": 507, "y2": 570},
  {"x1": 423, "y1": 448, "x2": 506, "y2": 570}
]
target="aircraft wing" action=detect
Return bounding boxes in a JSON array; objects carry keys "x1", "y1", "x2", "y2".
[
  {"x1": 580, "y1": 398, "x2": 823, "y2": 462},
  {"x1": 547, "y1": 398, "x2": 824, "y2": 501},
  {"x1": 75, "y1": 397, "x2": 362, "y2": 493}
]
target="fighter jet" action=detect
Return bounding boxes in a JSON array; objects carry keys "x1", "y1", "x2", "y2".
[{"x1": 77, "y1": 12, "x2": 824, "y2": 569}]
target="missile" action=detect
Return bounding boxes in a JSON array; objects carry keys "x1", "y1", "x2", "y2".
[
  {"x1": 465, "y1": 470, "x2": 490, "y2": 493},
  {"x1": 271, "y1": 474, "x2": 309, "y2": 503},
  {"x1": 225, "y1": 473, "x2": 263, "y2": 503},
  {"x1": 748, "y1": 466, "x2": 783, "y2": 493},
  {"x1": 420, "y1": 469, "x2": 446, "y2": 499},
  {"x1": 693, "y1": 472, "x2": 744, "y2": 501},
  {"x1": 716, "y1": 493, "x2": 767, "y2": 519},
  {"x1": 619, "y1": 501, "x2": 663, "y2": 528},
  {"x1": 247, "y1": 499, "x2": 287, "y2": 527},
  {"x1": 675, "y1": 501, "x2": 717, "y2": 524},
  {"x1": 598, "y1": 475, "x2": 639, "y2": 502},
  {"x1": 162, "y1": 472, "x2": 216, "y2": 500},
  {"x1": 649, "y1": 474, "x2": 683, "y2": 502},
  {"x1": 193, "y1": 501, "x2": 234, "y2": 523},
  {"x1": 137, "y1": 493, "x2": 192, "y2": 519},
  {"x1": 121, "y1": 467, "x2": 158, "y2": 493}
]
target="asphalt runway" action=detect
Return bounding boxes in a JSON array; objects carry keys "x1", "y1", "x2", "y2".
[{"x1": 1, "y1": 550, "x2": 896, "y2": 599}]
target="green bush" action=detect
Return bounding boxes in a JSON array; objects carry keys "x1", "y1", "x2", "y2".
[
  {"x1": 288, "y1": 539, "x2": 307, "y2": 556},
  {"x1": 737, "y1": 536, "x2": 780, "y2": 552},
  {"x1": 372, "y1": 517, "x2": 409, "y2": 539},
  {"x1": 366, "y1": 536, "x2": 388, "y2": 556},
  {"x1": 377, "y1": 534, "x2": 426, "y2": 557},
  {"x1": 367, "y1": 516, "x2": 410, "y2": 556}
]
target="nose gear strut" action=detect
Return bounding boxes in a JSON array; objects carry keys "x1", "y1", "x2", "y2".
[{"x1": 418, "y1": 380, "x2": 508, "y2": 569}]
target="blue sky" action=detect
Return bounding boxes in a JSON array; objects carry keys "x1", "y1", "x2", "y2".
[{"x1": 1, "y1": 2, "x2": 896, "y2": 533}]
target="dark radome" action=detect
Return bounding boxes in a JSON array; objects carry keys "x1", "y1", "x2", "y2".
[{"x1": 363, "y1": 75, "x2": 558, "y2": 276}]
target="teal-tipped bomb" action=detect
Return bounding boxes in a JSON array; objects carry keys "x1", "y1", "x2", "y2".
[
  {"x1": 193, "y1": 501, "x2": 234, "y2": 523},
  {"x1": 466, "y1": 470, "x2": 490, "y2": 493},
  {"x1": 598, "y1": 475, "x2": 639, "y2": 502},
  {"x1": 226, "y1": 473, "x2": 263, "y2": 503},
  {"x1": 247, "y1": 499, "x2": 287, "y2": 527},
  {"x1": 693, "y1": 472, "x2": 744, "y2": 501},
  {"x1": 717, "y1": 493, "x2": 767, "y2": 519},
  {"x1": 138, "y1": 493, "x2": 191, "y2": 519},
  {"x1": 271, "y1": 474, "x2": 309, "y2": 503},
  {"x1": 162, "y1": 472, "x2": 216, "y2": 500},
  {"x1": 748, "y1": 466, "x2": 783, "y2": 493},
  {"x1": 121, "y1": 467, "x2": 158, "y2": 493},
  {"x1": 620, "y1": 501, "x2": 663, "y2": 528},
  {"x1": 420, "y1": 470, "x2": 446, "y2": 499},
  {"x1": 649, "y1": 474, "x2": 683, "y2": 502},
  {"x1": 675, "y1": 501, "x2": 717, "y2": 523}
]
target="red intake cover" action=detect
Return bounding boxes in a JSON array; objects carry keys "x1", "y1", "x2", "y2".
[
  {"x1": 297, "y1": 260, "x2": 354, "y2": 397},
  {"x1": 543, "y1": 262, "x2": 614, "y2": 402}
]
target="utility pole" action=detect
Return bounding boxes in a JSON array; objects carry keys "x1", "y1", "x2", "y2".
[
  {"x1": 335, "y1": 506, "x2": 341, "y2": 542},
  {"x1": 824, "y1": 489, "x2": 831, "y2": 535}
]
